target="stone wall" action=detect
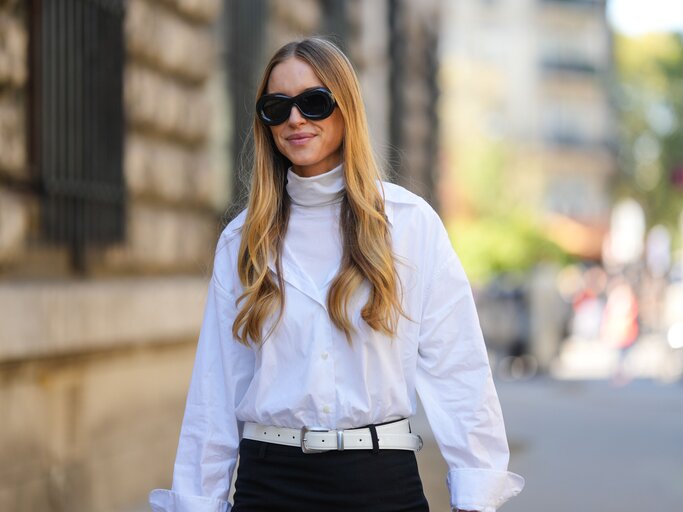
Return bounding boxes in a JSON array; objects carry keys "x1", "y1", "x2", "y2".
[
  {"x1": 109, "y1": 0, "x2": 226, "y2": 274},
  {"x1": 0, "y1": 1, "x2": 226, "y2": 510},
  {"x1": 1, "y1": 341, "x2": 197, "y2": 512},
  {"x1": 0, "y1": 0, "x2": 29, "y2": 268}
]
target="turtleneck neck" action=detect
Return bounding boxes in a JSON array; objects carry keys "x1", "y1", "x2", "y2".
[{"x1": 286, "y1": 163, "x2": 345, "y2": 207}]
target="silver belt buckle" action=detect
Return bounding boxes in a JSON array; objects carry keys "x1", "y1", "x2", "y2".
[{"x1": 300, "y1": 426, "x2": 329, "y2": 453}]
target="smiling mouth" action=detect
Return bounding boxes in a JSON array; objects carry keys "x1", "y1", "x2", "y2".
[{"x1": 287, "y1": 134, "x2": 316, "y2": 145}]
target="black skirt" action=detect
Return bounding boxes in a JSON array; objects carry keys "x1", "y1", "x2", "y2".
[{"x1": 232, "y1": 437, "x2": 430, "y2": 512}]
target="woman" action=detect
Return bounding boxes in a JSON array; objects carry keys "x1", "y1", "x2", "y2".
[{"x1": 149, "y1": 37, "x2": 524, "y2": 512}]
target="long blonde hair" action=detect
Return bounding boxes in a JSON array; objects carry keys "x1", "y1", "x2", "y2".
[{"x1": 232, "y1": 37, "x2": 409, "y2": 346}]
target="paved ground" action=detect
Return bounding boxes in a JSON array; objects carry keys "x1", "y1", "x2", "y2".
[{"x1": 414, "y1": 375, "x2": 683, "y2": 512}]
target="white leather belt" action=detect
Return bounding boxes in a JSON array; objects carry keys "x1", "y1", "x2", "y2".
[{"x1": 243, "y1": 418, "x2": 423, "y2": 453}]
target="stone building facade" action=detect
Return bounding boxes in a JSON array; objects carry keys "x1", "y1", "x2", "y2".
[{"x1": 0, "y1": 1, "x2": 441, "y2": 510}]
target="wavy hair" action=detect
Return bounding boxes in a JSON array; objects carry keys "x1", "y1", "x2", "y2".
[{"x1": 232, "y1": 37, "x2": 409, "y2": 346}]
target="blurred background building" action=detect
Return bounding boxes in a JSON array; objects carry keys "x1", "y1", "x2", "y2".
[
  {"x1": 1, "y1": 0, "x2": 683, "y2": 511},
  {"x1": 439, "y1": 0, "x2": 617, "y2": 374},
  {"x1": 440, "y1": 0, "x2": 614, "y2": 258}
]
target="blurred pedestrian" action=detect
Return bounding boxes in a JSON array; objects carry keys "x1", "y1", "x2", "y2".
[
  {"x1": 601, "y1": 277, "x2": 639, "y2": 386},
  {"x1": 570, "y1": 264, "x2": 607, "y2": 343},
  {"x1": 149, "y1": 37, "x2": 524, "y2": 512}
]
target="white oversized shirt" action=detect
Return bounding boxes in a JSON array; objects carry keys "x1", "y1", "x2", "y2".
[{"x1": 149, "y1": 163, "x2": 525, "y2": 512}]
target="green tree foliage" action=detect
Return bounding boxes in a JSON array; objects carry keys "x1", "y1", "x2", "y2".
[
  {"x1": 447, "y1": 139, "x2": 571, "y2": 285},
  {"x1": 614, "y1": 32, "x2": 683, "y2": 243},
  {"x1": 448, "y1": 214, "x2": 571, "y2": 285}
]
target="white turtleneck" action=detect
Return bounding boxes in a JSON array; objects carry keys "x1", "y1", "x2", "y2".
[{"x1": 284, "y1": 162, "x2": 345, "y2": 290}]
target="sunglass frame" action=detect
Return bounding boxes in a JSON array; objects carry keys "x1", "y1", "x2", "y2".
[{"x1": 256, "y1": 87, "x2": 337, "y2": 126}]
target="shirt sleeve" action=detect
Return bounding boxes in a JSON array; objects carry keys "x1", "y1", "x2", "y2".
[
  {"x1": 415, "y1": 219, "x2": 525, "y2": 512},
  {"x1": 149, "y1": 240, "x2": 255, "y2": 512}
]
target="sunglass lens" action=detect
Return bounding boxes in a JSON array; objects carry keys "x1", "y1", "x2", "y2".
[
  {"x1": 298, "y1": 91, "x2": 333, "y2": 118},
  {"x1": 260, "y1": 97, "x2": 291, "y2": 125}
]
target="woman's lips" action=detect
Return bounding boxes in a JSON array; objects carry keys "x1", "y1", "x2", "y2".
[{"x1": 286, "y1": 133, "x2": 316, "y2": 146}]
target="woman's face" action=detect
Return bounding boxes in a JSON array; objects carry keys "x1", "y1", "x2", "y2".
[{"x1": 265, "y1": 57, "x2": 345, "y2": 178}]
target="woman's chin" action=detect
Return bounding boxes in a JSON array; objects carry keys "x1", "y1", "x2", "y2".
[{"x1": 288, "y1": 155, "x2": 322, "y2": 168}]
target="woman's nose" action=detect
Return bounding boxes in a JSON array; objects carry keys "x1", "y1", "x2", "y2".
[{"x1": 287, "y1": 105, "x2": 305, "y2": 125}]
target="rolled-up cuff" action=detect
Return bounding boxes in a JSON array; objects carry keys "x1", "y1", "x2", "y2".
[
  {"x1": 149, "y1": 489, "x2": 231, "y2": 512},
  {"x1": 447, "y1": 468, "x2": 525, "y2": 512}
]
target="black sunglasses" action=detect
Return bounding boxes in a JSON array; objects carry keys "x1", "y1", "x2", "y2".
[{"x1": 256, "y1": 87, "x2": 337, "y2": 126}]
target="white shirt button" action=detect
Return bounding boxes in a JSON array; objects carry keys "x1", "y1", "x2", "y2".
[
  {"x1": 321, "y1": 352, "x2": 329, "y2": 360},
  {"x1": 322, "y1": 405, "x2": 331, "y2": 414}
]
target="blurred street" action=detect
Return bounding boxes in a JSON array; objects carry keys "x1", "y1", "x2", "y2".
[{"x1": 415, "y1": 375, "x2": 683, "y2": 511}]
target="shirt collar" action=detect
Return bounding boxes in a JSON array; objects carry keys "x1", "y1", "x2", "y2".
[{"x1": 377, "y1": 181, "x2": 395, "y2": 228}]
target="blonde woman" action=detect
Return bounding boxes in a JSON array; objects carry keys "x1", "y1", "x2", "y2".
[{"x1": 149, "y1": 37, "x2": 524, "y2": 512}]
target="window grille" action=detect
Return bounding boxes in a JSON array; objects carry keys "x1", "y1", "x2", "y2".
[{"x1": 29, "y1": 0, "x2": 126, "y2": 270}]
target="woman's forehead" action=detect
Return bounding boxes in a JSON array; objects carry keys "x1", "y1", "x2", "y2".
[{"x1": 267, "y1": 57, "x2": 324, "y2": 96}]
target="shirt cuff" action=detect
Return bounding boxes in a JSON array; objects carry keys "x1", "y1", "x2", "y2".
[
  {"x1": 149, "y1": 489, "x2": 231, "y2": 512},
  {"x1": 447, "y1": 468, "x2": 525, "y2": 512}
]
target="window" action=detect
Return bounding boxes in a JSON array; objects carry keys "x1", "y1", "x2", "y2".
[{"x1": 29, "y1": 0, "x2": 126, "y2": 271}]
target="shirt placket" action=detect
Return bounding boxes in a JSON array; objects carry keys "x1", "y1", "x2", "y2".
[{"x1": 268, "y1": 239, "x2": 339, "y2": 427}]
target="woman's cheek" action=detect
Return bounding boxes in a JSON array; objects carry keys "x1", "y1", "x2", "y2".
[{"x1": 273, "y1": 136, "x2": 288, "y2": 157}]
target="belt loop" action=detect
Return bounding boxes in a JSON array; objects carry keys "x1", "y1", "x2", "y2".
[{"x1": 369, "y1": 424, "x2": 380, "y2": 454}]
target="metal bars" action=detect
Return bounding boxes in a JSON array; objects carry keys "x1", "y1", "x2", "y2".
[{"x1": 31, "y1": 0, "x2": 126, "y2": 270}]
